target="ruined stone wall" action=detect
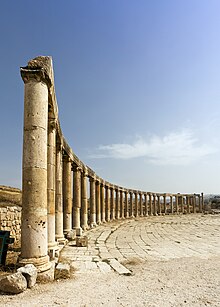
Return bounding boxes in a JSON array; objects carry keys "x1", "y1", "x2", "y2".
[{"x1": 0, "y1": 186, "x2": 22, "y2": 246}]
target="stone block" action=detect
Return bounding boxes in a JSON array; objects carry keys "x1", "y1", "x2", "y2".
[
  {"x1": 66, "y1": 229, "x2": 76, "y2": 240},
  {"x1": 17, "y1": 264, "x2": 38, "y2": 288},
  {"x1": 0, "y1": 272, "x2": 27, "y2": 294},
  {"x1": 76, "y1": 236, "x2": 88, "y2": 247},
  {"x1": 55, "y1": 263, "x2": 70, "y2": 279}
]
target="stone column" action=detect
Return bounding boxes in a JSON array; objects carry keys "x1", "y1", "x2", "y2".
[
  {"x1": 129, "y1": 191, "x2": 134, "y2": 217},
  {"x1": 96, "y1": 179, "x2": 101, "y2": 224},
  {"x1": 63, "y1": 156, "x2": 72, "y2": 234},
  {"x1": 105, "y1": 184, "x2": 110, "y2": 222},
  {"x1": 170, "y1": 195, "x2": 174, "y2": 214},
  {"x1": 72, "y1": 165, "x2": 82, "y2": 234},
  {"x1": 164, "y1": 194, "x2": 167, "y2": 215},
  {"x1": 186, "y1": 196, "x2": 190, "y2": 214},
  {"x1": 193, "y1": 194, "x2": 196, "y2": 213},
  {"x1": 139, "y1": 192, "x2": 143, "y2": 217},
  {"x1": 176, "y1": 195, "x2": 179, "y2": 214},
  {"x1": 110, "y1": 186, "x2": 115, "y2": 220},
  {"x1": 134, "y1": 191, "x2": 138, "y2": 217},
  {"x1": 115, "y1": 189, "x2": 119, "y2": 219},
  {"x1": 55, "y1": 144, "x2": 65, "y2": 243},
  {"x1": 180, "y1": 196, "x2": 184, "y2": 213},
  {"x1": 100, "y1": 181, "x2": 106, "y2": 223},
  {"x1": 124, "y1": 190, "x2": 129, "y2": 218},
  {"x1": 144, "y1": 193, "x2": 148, "y2": 216},
  {"x1": 47, "y1": 119, "x2": 58, "y2": 258},
  {"x1": 81, "y1": 168, "x2": 88, "y2": 230},
  {"x1": 153, "y1": 194, "x2": 157, "y2": 215},
  {"x1": 201, "y1": 192, "x2": 204, "y2": 212},
  {"x1": 149, "y1": 193, "x2": 153, "y2": 216},
  {"x1": 20, "y1": 64, "x2": 51, "y2": 274},
  {"x1": 120, "y1": 189, "x2": 124, "y2": 219},
  {"x1": 89, "y1": 177, "x2": 96, "y2": 227},
  {"x1": 158, "y1": 195, "x2": 161, "y2": 215}
]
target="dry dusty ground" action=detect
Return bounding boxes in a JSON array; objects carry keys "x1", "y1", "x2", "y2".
[{"x1": 0, "y1": 214, "x2": 220, "y2": 307}]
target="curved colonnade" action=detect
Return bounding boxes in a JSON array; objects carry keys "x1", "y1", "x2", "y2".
[{"x1": 19, "y1": 56, "x2": 204, "y2": 278}]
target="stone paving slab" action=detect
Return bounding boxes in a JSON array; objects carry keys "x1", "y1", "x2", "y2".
[{"x1": 61, "y1": 214, "x2": 220, "y2": 276}]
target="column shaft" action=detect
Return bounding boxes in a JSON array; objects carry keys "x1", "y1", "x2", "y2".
[
  {"x1": 96, "y1": 180, "x2": 101, "y2": 224},
  {"x1": 55, "y1": 145, "x2": 65, "y2": 242},
  {"x1": 63, "y1": 156, "x2": 72, "y2": 233},
  {"x1": 81, "y1": 170, "x2": 88, "y2": 230},
  {"x1": 135, "y1": 192, "x2": 138, "y2": 217},
  {"x1": 90, "y1": 177, "x2": 96, "y2": 227},
  {"x1": 140, "y1": 193, "x2": 143, "y2": 216},
  {"x1": 72, "y1": 166, "x2": 81, "y2": 231},
  {"x1": 101, "y1": 183, "x2": 106, "y2": 223},
  {"x1": 20, "y1": 70, "x2": 50, "y2": 272}
]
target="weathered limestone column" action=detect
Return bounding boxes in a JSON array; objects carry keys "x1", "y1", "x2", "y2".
[
  {"x1": 63, "y1": 156, "x2": 72, "y2": 233},
  {"x1": 72, "y1": 165, "x2": 82, "y2": 233},
  {"x1": 81, "y1": 167, "x2": 88, "y2": 230},
  {"x1": 139, "y1": 192, "x2": 143, "y2": 217},
  {"x1": 193, "y1": 194, "x2": 196, "y2": 213},
  {"x1": 149, "y1": 193, "x2": 153, "y2": 216},
  {"x1": 105, "y1": 184, "x2": 110, "y2": 222},
  {"x1": 110, "y1": 186, "x2": 115, "y2": 220},
  {"x1": 55, "y1": 144, "x2": 65, "y2": 243},
  {"x1": 120, "y1": 189, "x2": 125, "y2": 219},
  {"x1": 115, "y1": 188, "x2": 119, "y2": 219},
  {"x1": 89, "y1": 177, "x2": 96, "y2": 227},
  {"x1": 134, "y1": 191, "x2": 139, "y2": 217},
  {"x1": 201, "y1": 192, "x2": 204, "y2": 212},
  {"x1": 129, "y1": 191, "x2": 134, "y2": 217},
  {"x1": 164, "y1": 194, "x2": 167, "y2": 215},
  {"x1": 170, "y1": 195, "x2": 174, "y2": 214},
  {"x1": 100, "y1": 181, "x2": 106, "y2": 223},
  {"x1": 157, "y1": 195, "x2": 161, "y2": 215},
  {"x1": 47, "y1": 118, "x2": 58, "y2": 258},
  {"x1": 186, "y1": 196, "x2": 190, "y2": 214},
  {"x1": 180, "y1": 196, "x2": 184, "y2": 213},
  {"x1": 176, "y1": 195, "x2": 179, "y2": 214},
  {"x1": 153, "y1": 194, "x2": 157, "y2": 215},
  {"x1": 124, "y1": 190, "x2": 129, "y2": 218},
  {"x1": 144, "y1": 193, "x2": 148, "y2": 216},
  {"x1": 96, "y1": 179, "x2": 101, "y2": 224},
  {"x1": 20, "y1": 62, "x2": 51, "y2": 273}
]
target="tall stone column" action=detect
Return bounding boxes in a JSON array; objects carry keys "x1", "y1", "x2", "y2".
[
  {"x1": 89, "y1": 177, "x2": 96, "y2": 227},
  {"x1": 55, "y1": 144, "x2": 65, "y2": 243},
  {"x1": 144, "y1": 194, "x2": 148, "y2": 216},
  {"x1": 110, "y1": 186, "x2": 115, "y2": 220},
  {"x1": 96, "y1": 179, "x2": 101, "y2": 224},
  {"x1": 134, "y1": 191, "x2": 138, "y2": 217},
  {"x1": 170, "y1": 195, "x2": 174, "y2": 214},
  {"x1": 115, "y1": 188, "x2": 120, "y2": 219},
  {"x1": 153, "y1": 194, "x2": 157, "y2": 215},
  {"x1": 158, "y1": 195, "x2": 161, "y2": 215},
  {"x1": 105, "y1": 184, "x2": 110, "y2": 222},
  {"x1": 20, "y1": 64, "x2": 51, "y2": 274},
  {"x1": 176, "y1": 195, "x2": 179, "y2": 214},
  {"x1": 193, "y1": 194, "x2": 196, "y2": 213},
  {"x1": 201, "y1": 192, "x2": 204, "y2": 212},
  {"x1": 47, "y1": 118, "x2": 58, "y2": 258},
  {"x1": 139, "y1": 192, "x2": 143, "y2": 217},
  {"x1": 164, "y1": 194, "x2": 167, "y2": 215},
  {"x1": 81, "y1": 168, "x2": 88, "y2": 230},
  {"x1": 125, "y1": 190, "x2": 129, "y2": 218},
  {"x1": 149, "y1": 193, "x2": 153, "y2": 216},
  {"x1": 100, "y1": 181, "x2": 106, "y2": 223},
  {"x1": 129, "y1": 191, "x2": 134, "y2": 217},
  {"x1": 186, "y1": 196, "x2": 190, "y2": 214},
  {"x1": 120, "y1": 189, "x2": 125, "y2": 219},
  {"x1": 72, "y1": 165, "x2": 82, "y2": 233},
  {"x1": 63, "y1": 156, "x2": 72, "y2": 234}
]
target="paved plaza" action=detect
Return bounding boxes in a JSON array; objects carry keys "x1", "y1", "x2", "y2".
[{"x1": 62, "y1": 214, "x2": 220, "y2": 275}]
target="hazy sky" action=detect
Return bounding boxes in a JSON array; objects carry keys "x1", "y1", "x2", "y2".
[{"x1": 0, "y1": 1, "x2": 220, "y2": 194}]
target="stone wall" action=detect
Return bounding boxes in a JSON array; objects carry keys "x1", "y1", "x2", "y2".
[{"x1": 0, "y1": 186, "x2": 22, "y2": 246}]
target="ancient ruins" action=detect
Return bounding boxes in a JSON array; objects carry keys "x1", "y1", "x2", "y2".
[{"x1": 19, "y1": 56, "x2": 204, "y2": 280}]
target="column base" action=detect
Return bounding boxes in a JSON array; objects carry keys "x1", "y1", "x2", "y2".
[
  {"x1": 48, "y1": 242, "x2": 59, "y2": 260},
  {"x1": 18, "y1": 255, "x2": 53, "y2": 282}
]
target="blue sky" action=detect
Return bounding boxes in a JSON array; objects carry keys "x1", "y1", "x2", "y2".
[{"x1": 0, "y1": 0, "x2": 220, "y2": 194}]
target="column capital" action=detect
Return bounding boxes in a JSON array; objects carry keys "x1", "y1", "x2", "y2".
[
  {"x1": 48, "y1": 118, "x2": 57, "y2": 132},
  {"x1": 72, "y1": 163, "x2": 82, "y2": 172}
]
